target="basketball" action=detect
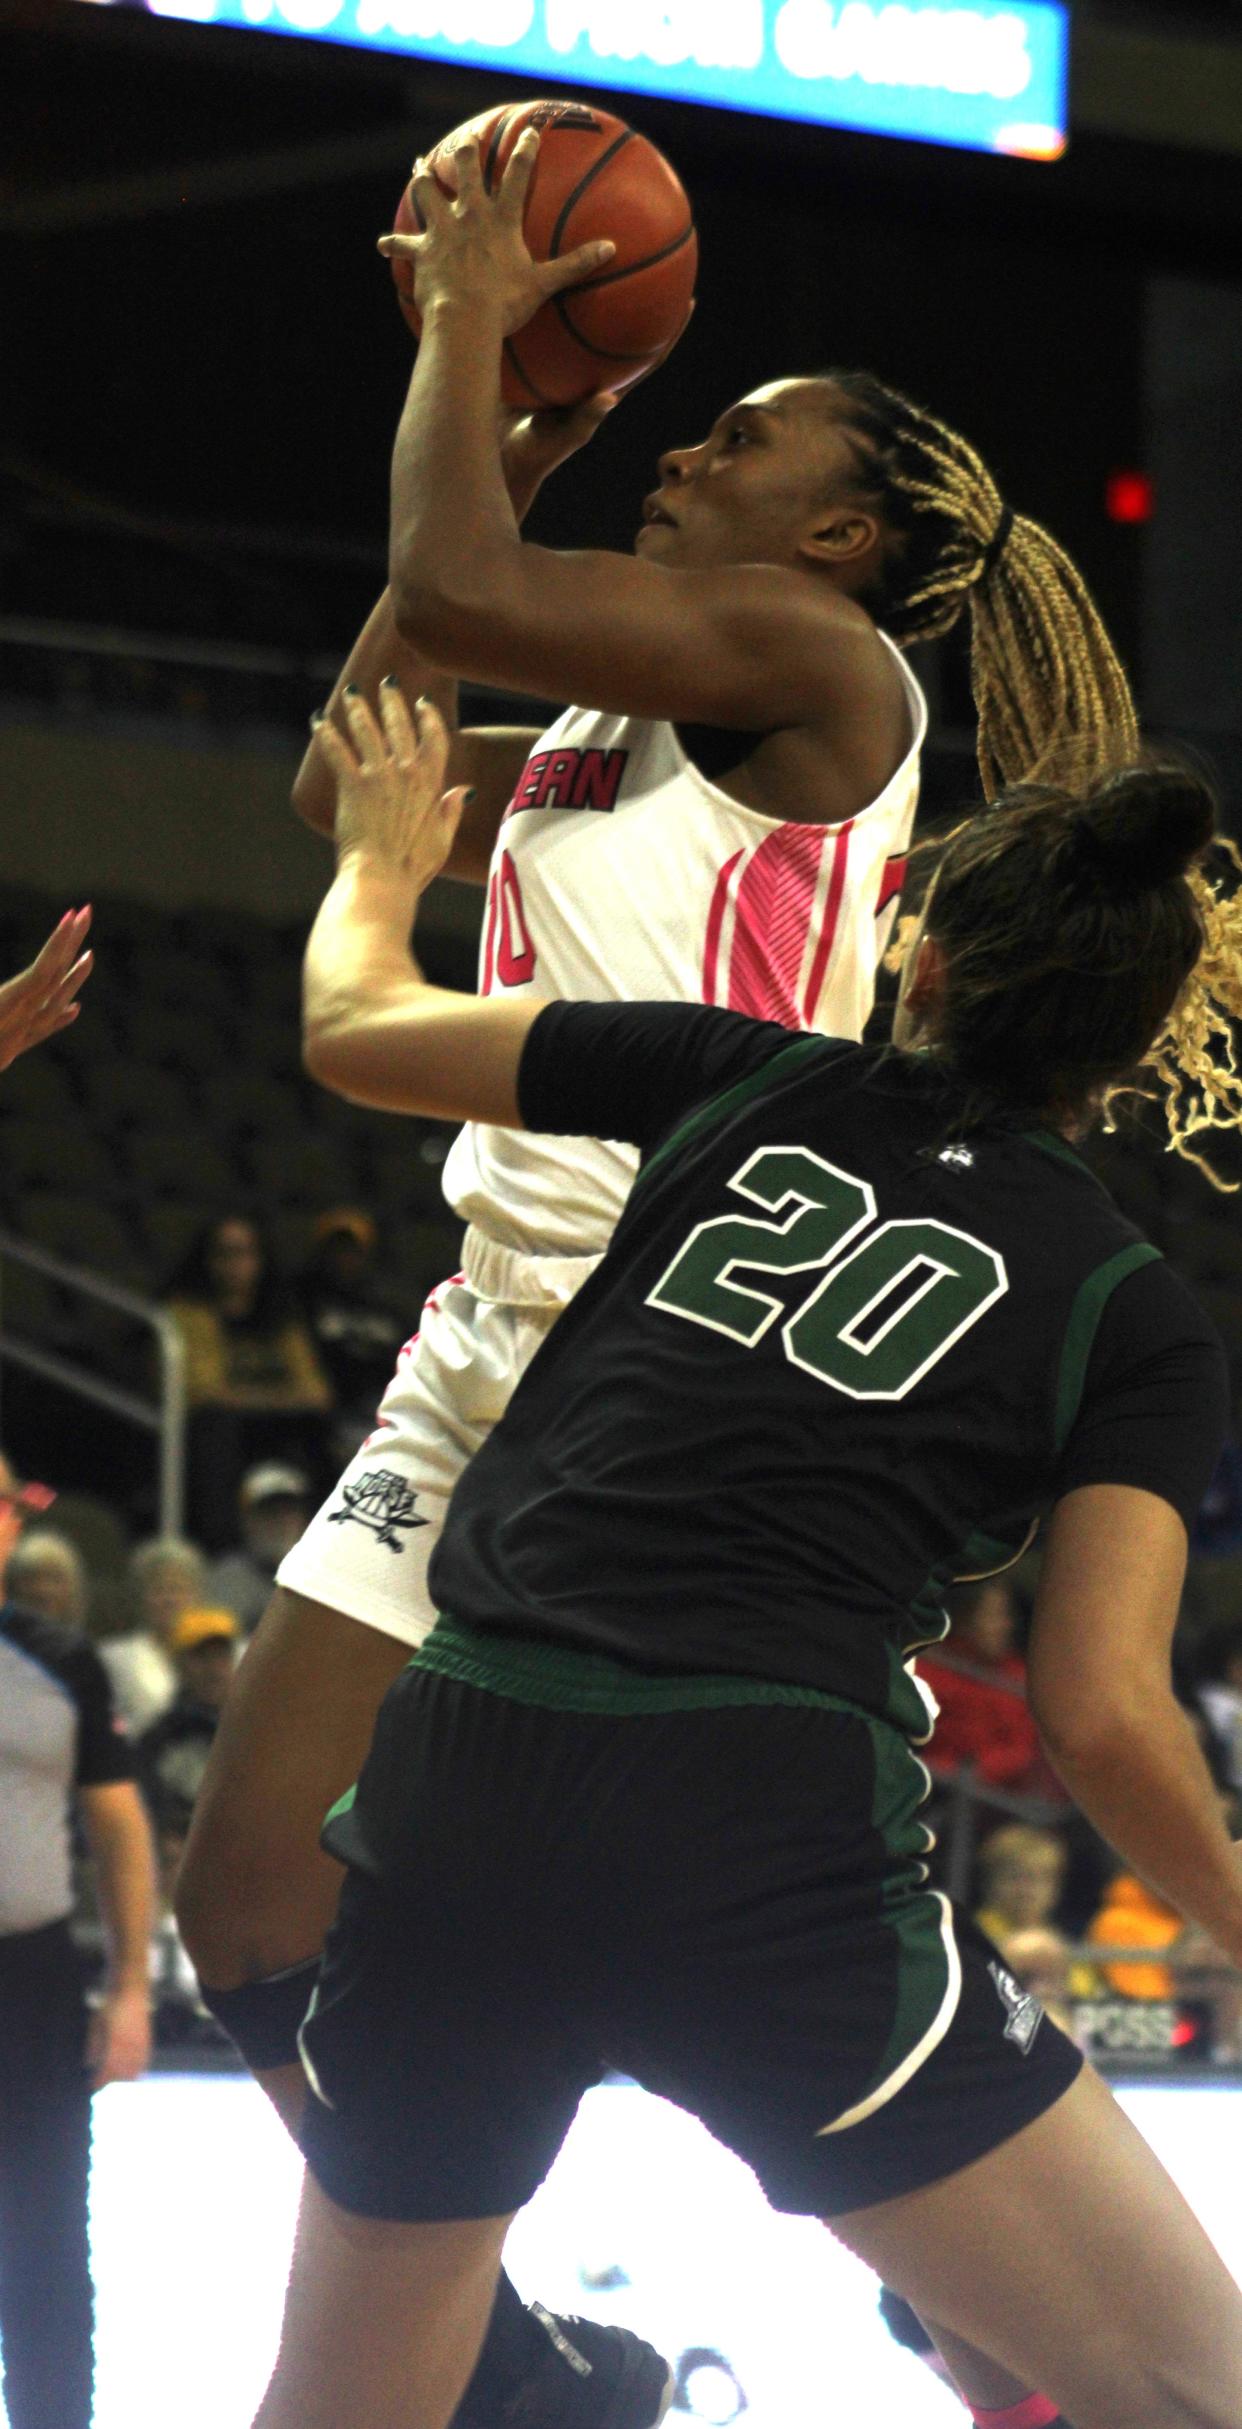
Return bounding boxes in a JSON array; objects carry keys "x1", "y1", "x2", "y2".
[{"x1": 390, "y1": 98, "x2": 697, "y2": 410}]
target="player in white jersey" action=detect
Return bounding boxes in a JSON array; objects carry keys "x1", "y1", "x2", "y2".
[{"x1": 179, "y1": 130, "x2": 1139, "y2": 2429}]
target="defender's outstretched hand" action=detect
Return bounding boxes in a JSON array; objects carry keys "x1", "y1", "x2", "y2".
[
  {"x1": 0, "y1": 907, "x2": 92, "y2": 1073},
  {"x1": 312, "y1": 685, "x2": 470, "y2": 894},
  {"x1": 304, "y1": 681, "x2": 539, "y2": 1127}
]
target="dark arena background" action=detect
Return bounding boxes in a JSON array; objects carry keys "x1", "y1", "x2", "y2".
[{"x1": 2, "y1": 3, "x2": 1242, "y2": 2423}]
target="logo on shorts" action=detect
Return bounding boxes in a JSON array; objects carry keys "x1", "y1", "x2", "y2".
[
  {"x1": 326, "y1": 1469, "x2": 428, "y2": 1552},
  {"x1": 988, "y1": 1959, "x2": 1043, "y2": 2054}
]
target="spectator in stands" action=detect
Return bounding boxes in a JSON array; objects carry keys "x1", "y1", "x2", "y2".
[
  {"x1": 1084, "y1": 1814, "x2": 1242, "y2": 2016},
  {"x1": 1195, "y1": 1614, "x2": 1242, "y2": 1793},
  {"x1": 976, "y1": 1821, "x2": 1069, "y2": 1946},
  {"x1": 4, "y1": 1528, "x2": 89, "y2": 1630},
  {"x1": 919, "y1": 1576, "x2": 1045, "y2": 1793},
  {"x1": 163, "y1": 1210, "x2": 331, "y2": 1548},
  {"x1": 101, "y1": 1534, "x2": 207, "y2": 1734},
  {"x1": 0, "y1": 1444, "x2": 154, "y2": 2429},
  {"x1": 976, "y1": 1824, "x2": 1079, "y2": 2036},
  {"x1": 137, "y1": 1607, "x2": 239, "y2": 1834},
  {"x1": 206, "y1": 1462, "x2": 314, "y2": 1636},
  {"x1": 298, "y1": 1207, "x2": 407, "y2": 1461}
]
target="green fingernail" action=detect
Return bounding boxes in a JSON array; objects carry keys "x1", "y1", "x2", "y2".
[
  {"x1": 344, "y1": 684, "x2": 360, "y2": 698},
  {"x1": 380, "y1": 674, "x2": 398, "y2": 689},
  {"x1": 464, "y1": 788, "x2": 478, "y2": 804}
]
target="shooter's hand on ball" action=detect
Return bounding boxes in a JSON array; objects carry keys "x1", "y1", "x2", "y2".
[
  {"x1": 314, "y1": 683, "x2": 468, "y2": 894},
  {"x1": 378, "y1": 130, "x2": 615, "y2": 336},
  {"x1": 0, "y1": 907, "x2": 93, "y2": 1073}
]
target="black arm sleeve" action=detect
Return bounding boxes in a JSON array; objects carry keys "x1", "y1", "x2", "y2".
[
  {"x1": 68, "y1": 1639, "x2": 137, "y2": 1789},
  {"x1": 517, "y1": 1001, "x2": 832, "y2": 1155},
  {"x1": 1055, "y1": 1260, "x2": 1230, "y2": 1534}
]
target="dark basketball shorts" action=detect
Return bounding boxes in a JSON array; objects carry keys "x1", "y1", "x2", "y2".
[{"x1": 298, "y1": 1619, "x2": 1082, "y2": 2223}]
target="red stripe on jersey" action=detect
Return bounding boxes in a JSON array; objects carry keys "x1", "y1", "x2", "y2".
[
  {"x1": 480, "y1": 876, "x2": 500, "y2": 997},
  {"x1": 726, "y1": 824, "x2": 826, "y2": 1026},
  {"x1": 801, "y1": 820, "x2": 854, "y2": 1023},
  {"x1": 876, "y1": 853, "x2": 908, "y2": 918},
  {"x1": 701, "y1": 846, "x2": 746, "y2": 1006}
]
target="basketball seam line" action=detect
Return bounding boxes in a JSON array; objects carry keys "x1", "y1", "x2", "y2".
[
  {"x1": 553, "y1": 225, "x2": 696, "y2": 360},
  {"x1": 503, "y1": 333, "x2": 557, "y2": 411},
  {"x1": 483, "y1": 110, "x2": 515, "y2": 192},
  {"x1": 549, "y1": 129, "x2": 635, "y2": 259},
  {"x1": 564, "y1": 218, "x2": 696, "y2": 297}
]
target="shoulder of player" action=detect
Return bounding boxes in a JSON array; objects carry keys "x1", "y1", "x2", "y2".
[{"x1": 699, "y1": 565, "x2": 895, "y2": 688}]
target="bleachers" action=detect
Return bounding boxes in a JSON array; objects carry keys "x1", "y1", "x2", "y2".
[{"x1": 0, "y1": 890, "x2": 464, "y2": 1404}]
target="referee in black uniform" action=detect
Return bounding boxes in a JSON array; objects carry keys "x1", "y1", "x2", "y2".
[
  {"x1": 250, "y1": 693, "x2": 1242, "y2": 2429},
  {"x1": 0, "y1": 1450, "x2": 156, "y2": 2429}
]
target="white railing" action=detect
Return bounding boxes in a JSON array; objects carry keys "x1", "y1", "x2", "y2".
[{"x1": 0, "y1": 1227, "x2": 186, "y2": 1533}]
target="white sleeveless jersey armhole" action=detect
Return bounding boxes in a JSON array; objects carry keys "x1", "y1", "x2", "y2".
[{"x1": 443, "y1": 631, "x2": 928, "y2": 1256}]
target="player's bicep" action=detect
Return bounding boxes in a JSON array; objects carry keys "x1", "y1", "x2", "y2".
[
  {"x1": 442, "y1": 726, "x2": 543, "y2": 883},
  {"x1": 399, "y1": 551, "x2": 879, "y2": 733},
  {"x1": 310, "y1": 989, "x2": 542, "y2": 1127},
  {"x1": 1026, "y1": 1484, "x2": 1188, "y2": 1754}
]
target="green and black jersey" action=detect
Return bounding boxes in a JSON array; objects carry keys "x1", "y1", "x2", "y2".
[{"x1": 428, "y1": 1002, "x2": 1228, "y2": 1739}]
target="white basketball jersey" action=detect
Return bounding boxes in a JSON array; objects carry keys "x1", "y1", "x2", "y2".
[{"x1": 444, "y1": 631, "x2": 928, "y2": 1257}]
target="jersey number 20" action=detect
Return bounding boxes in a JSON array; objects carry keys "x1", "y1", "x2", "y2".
[{"x1": 646, "y1": 1145, "x2": 1007, "y2": 1401}]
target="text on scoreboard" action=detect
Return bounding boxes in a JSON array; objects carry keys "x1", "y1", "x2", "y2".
[{"x1": 132, "y1": 1, "x2": 1070, "y2": 158}]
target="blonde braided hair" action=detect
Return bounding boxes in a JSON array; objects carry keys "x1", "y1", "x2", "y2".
[
  {"x1": 824, "y1": 371, "x2": 1242, "y2": 1184},
  {"x1": 824, "y1": 368, "x2": 1139, "y2": 798}
]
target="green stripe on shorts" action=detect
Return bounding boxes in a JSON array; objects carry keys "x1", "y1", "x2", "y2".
[{"x1": 412, "y1": 1613, "x2": 864, "y2": 1719}]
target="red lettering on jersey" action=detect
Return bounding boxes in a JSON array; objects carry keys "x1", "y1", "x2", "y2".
[
  {"x1": 532, "y1": 750, "x2": 579, "y2": 808},
  {"x1": 876, "y1": 854, "x2": 908, "y2": 917},
  {"x1": 480, "y1": 865, "x2": 501, "y2": 994},
  {"x1": 512, "y1": 754, "x2": 549, "y2": 813},
  {"x1": 494, "y1": 851, "x2": 537, "y2": 986},
  {"x1": 570, "y1": 748, "x2": 627, "y2": 810},
  {"x1": 505, "y1": 746, "x2": 630, "y2": 817}
]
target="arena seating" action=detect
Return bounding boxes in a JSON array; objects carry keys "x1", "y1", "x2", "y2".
[{"x1": 0, "y1": 889, "x2": 463, "y2": 1404}]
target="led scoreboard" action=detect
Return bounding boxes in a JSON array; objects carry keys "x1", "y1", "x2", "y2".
[{"x1": 97, "y1": 1, "x2": 1070, "y2": 160}]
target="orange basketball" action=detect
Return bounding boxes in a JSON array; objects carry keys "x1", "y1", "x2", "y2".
[{"x1": 391, "y1": 98, "x2": 697, "y2": 410}]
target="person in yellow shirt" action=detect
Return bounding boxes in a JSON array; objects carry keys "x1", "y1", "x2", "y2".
[{"x1": 163, "y1": 1213, "x2": 330, "y2": 1549}]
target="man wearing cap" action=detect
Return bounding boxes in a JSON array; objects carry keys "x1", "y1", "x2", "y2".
[
  {"x1": 298, "y1": 1208, "x2": 407, "y2": 1463},
  {"x1": 136, "y1": 1608, "x2": 240, "y2": 1832},
  {"x1": 0, "y1": 1448, "x2": 155, "y2": 2429},
  {"x1": 206, "y1": 1465, "x2": 315, "y2": 1637}
]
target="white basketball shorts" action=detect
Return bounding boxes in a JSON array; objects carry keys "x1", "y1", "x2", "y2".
[{"x1": 276, "y1": 1226, "x2": 601, "y2": 1649}]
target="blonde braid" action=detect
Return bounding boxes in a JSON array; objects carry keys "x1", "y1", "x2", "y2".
[
  {"x1": 828, "y1": 372, "x2": 1139, "y2": 797},
  {"x1": 828, "y1": 374, "x2": 1242, "y2": 1188}
]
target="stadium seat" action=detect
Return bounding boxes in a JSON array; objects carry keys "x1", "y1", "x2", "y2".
[
  {"x1": 141, "y1": 1201, "x2": 212, "y2": 1285},
  {"x1": 12, "y1": 1192, "x2": 150, "y2": 1289},
  {"x1": 82, "y1": 1063, "x2": 196, "y2": 1135},
  {"x1": 123, "y1": 1003, "x2": 232, "y2": 1077},
  {"x1": 0, "y1": 1056, "x2": 80, "y2": 1122},
  {"x1": 246, "y1": 1131, "x2": 359, "y2": 1206},
  {"x1": 125, "y1": 1129, "x2": 243, "y2": 1203},
  {"x1": 199, "y1": 1069, "x2": 303, "y2": 1139},
  {"x1": 129, "y1": 946, "x2": 239, "y2": 1031},
  {"x1": 0, "y1": 1118, "x2": 126, "y2": 1199},
  {"x1": 0, "y1": 1259, "x2": 72, "y2": 1346}
]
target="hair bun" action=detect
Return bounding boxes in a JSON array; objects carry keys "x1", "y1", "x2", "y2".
[{"x1": 1073, "y1": 761, "x2": 1217, "y2": 892}]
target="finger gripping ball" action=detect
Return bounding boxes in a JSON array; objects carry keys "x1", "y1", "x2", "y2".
[{"x1": 391, "y1": 99, "x2": 697, "y2": 409}]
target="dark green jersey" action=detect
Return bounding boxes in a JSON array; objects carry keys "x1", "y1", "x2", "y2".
[{"x1": 429, "y1": 1003, "x2": 1227, "y2": 1738}]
